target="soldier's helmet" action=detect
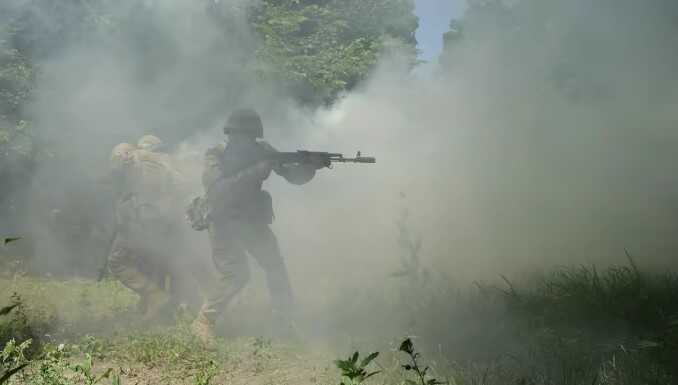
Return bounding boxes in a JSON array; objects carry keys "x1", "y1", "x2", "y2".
[
  {"x1": 110, "y1": 142, "x2": 136, "y2": 168},
  {"x1": 224, "y1": 108, "x2": 263, "y2": 138},
  {"x1": 137, "y1": 135, "x2": 164, "y2": 151}
]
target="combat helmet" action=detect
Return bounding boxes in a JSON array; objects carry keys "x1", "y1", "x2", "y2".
[
  {"x1": 137, "y1": 134, "x2": 164, "y2": 151},
  {"x1": 110, "y1": 142, "x2": 136, "y2": 166},
  {"x1": 224, "y1": 108, "x2": 263, "y2": 138}
]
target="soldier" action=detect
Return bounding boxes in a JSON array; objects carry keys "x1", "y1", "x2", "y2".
[
  {"x1": 137, "y1": 134, "x2": 165, "y2": 152},
  {"x1": 107, "y1": 138, "x2": 183, "y2": 321},
  {"x1": 137, "y1": 135, "x2": 204, "y2": 311},
  {"x1": 191, "y1": 108, "x2": 325, "y2": 344}
]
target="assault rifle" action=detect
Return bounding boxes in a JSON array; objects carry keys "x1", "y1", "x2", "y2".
[{"x1": 268, "y1": 151, "x2": 376, "y2": 168}]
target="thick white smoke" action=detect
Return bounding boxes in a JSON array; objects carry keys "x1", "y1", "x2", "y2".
[{"x1": 8, "y1": 0, "x2": 678, "y2": 339}]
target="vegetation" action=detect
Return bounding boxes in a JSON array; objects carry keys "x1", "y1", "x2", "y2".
[
  {"x1": 252, "y1": 0, "x2": 418, "y2": 104},
  {"x1": 0, "y1": 257, "x2": 676, "y2": 384},
  {"x1": 2, "y1": 0, "x2": 678, "y2": 384}
]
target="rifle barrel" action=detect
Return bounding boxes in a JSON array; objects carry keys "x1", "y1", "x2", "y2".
[{"x1": 336, "y1": 156, "x2": 376, "y2": 163}]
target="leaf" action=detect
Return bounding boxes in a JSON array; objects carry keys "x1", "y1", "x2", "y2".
[
  {"x1": 0, "y1": 303, "x2": 19, "y2": 316},
  {"x1": 363, "y1": 370, "x2": 381, "y2": 380},
  {"x1": 3, "y1": 237, "x2": 22, "y2": 246},
  {"x1": 95, "y1": 367, "x2": 113, "y2": 383},
  {"x1": 0, "y1": 363, "x2": 29, "y2": 384},
  {"x1": 360, "y1": 352, "x2": 379, "y2": 368},
  {"x1": 350, "y1": 351, "x2": 359, "y2": 364},
  {"x1": 405, "y1": 380, "x2": 418, "y2": 385},
  {"x1": 399, "y1": 338, "x2": 414, "y2": 354},
  {"x1": 334, "y1": 359, "x2": 353, "y2": 372}
]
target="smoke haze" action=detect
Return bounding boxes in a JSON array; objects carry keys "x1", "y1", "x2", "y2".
[{"x1": 3, "y1": 0, "x2": 678, "y2": 342}]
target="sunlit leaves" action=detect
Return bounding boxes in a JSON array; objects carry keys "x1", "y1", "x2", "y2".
[{"x1": 252, "y1": 0, "x2": 417, "y2": 105}]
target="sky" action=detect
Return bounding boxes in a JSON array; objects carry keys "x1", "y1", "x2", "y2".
[{"x1": 415, "y1": 0, "x2": 464, "y2": 61}]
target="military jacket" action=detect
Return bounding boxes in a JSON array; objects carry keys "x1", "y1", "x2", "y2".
[{"x1": 202, "y1": 140, "x2": 315, "y2": 224}]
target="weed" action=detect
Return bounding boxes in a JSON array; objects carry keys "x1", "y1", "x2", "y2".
[
  {"x1": 34, "y1": 343, "x2": 74, "y2": 385},
  {"x1": 250, "y1": 337, "x2": 274, "y2": 374},
  {"x1": 73, "y1": 336, "x2": 106, "y2": 360},
  {"x1": 193, "y1": 360, "x2": 217, "y2": 385},
  {"x1": 398, "y1": 338, "x2": 447, "y2": 385},
  {"x1": 0, "y1": 338, "x2": 31, "y2": 384},
  {"x1": 335, "y1": 351, "x2": 380, "y2": 385},
  {"x1": 72, "y1": 353, "x2": 114, "y2": 385}
]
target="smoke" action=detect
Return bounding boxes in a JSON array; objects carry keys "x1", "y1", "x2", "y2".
[
  {"x1": 252, "y1": 2, "x2": 678, "y2": 333},
  {"x1": 5, "y1": 0, "x2": 678, "y2": 342}
]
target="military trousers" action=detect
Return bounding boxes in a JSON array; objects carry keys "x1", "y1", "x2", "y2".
[
  {"x1": 107, "y1": 219, "x2": 180, "y2": 297},
  {"x1": 108, "y1": 230, "x2": 165, "y2": 296},
  {"x1": 201, "y1": 218, "x2": 293, "y2": 326}
]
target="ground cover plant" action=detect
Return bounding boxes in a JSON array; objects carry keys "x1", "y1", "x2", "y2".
[{"x1": 0, "y1": 256, "x2": 676, "y2": 384}]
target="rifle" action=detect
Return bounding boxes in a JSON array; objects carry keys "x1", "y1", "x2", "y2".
[{"x1": 268, "y1": 151, "x2": 376, "y2": 168}]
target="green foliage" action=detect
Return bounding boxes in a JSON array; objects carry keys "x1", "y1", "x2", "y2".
[
  {"x1": 0, "y1": 34, "x2": 33, "y2": 123},
  {"x1": 0, "y1": 276, "x2": 137, "y2": 327},
  {"x1": 192, "y1": 360, "x2": 217, "y2": 385},
  {"x1": 34, "y1": 344, "x2": 73, "y2": 385},
  {"x1": 29, "y1": 342, "x2": 120, "y2": 385},
  {"x1": 0, "y1": 338, "x2": 31, "y2": 384},
  {"x1": 252, "y1": 0, "x2": 418, "y2": 104},
  {"x1": 333, "y1": 338, "x2": 448, "y2": 385},
  {"x1": 121, "y1": 326, "x2": 225, "y2": 371},
  {"x1": 503, "y1": 256, "x2": 678, "y2": 383},
  {"x1": 0, "y1": 293, "x2": 40, "y2": 355},
  {"x1": 1, "y1": 238, "x2": 22, "y2": 247},
  {"x1": 0, "y1": 18, "x2": 36, "y2": 176},
  {"x1": 398, "y1": 338, "x2": 446, "y2": 385},
  {"x1": 335, "y1": 351, "x2": 380, "y2": 385},
  {"x1": 72, "y1": 354, "x2": 114, "y2": 385}
]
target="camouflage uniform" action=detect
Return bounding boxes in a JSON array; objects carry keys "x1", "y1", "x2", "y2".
[
  {"x1": 192, "y1": 109, "x2": 320, "y2": 343},
  {"x1": 137, "y1": 135, "x2": 164, "y2": 152},
  {"x1": 107, "y1": 139, "x2": 184, "y2": 320}
]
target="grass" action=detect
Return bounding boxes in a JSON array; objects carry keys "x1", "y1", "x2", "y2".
[{"x1": 0, "y1": 257, "x2": 677, "y2": 384}]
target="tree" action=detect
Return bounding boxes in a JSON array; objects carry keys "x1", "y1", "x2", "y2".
[
  {"x1": 251, "y1": 0, "x2": 418, "y2": 105},
  {"x1": 0, "y1": 18, "x2": 37, "y2": 226}
]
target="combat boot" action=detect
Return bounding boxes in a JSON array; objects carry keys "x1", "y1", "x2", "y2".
[
  {"x1": 191, "y1": 310, "x2": 217, "y2": 349},
  {"x1": 141, "y1": 287, "x2": 172, "y2": 322}
]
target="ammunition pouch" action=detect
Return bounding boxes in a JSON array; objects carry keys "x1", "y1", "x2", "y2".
[{"x1": 186, "y1": 195, "x2": 211, "y2": 231}]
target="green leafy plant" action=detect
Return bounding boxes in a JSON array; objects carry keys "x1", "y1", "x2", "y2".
[
  {"x1": 251, "y1": 0, "x2": 418, "y2": 105},
  {"x1": 1, "y1": 237, "x2": 22, "y2": 247},
  {"x1": 73, "y1": 353, "x2": 113, "y2": 385},
  {"x1": 399, "y1": 338, "x2": 447, "y2": 385},
  {"x1": 193, "y1": 359, "x2": 217, "y2": 385},
  {"x1": 35, "y1": 343, "x2": 73, "y2": 385},
  {"x1": 0, "y1": 338, "x2": 31, "y2": 384},
  {"x1": 335, "y1": 351, "x2": 380, "y2": 385}
]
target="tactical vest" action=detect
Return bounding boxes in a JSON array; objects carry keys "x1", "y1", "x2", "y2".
[{"x1": 213, "y1": 141, "x2": 274, "y2": 224}]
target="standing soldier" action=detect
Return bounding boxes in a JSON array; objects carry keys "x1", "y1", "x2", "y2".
[
  {"x1": 190, "y1": 108, "x2": 325, "y2": 344},
  {"x1": 107, "y1": 137, "x2": 184, "y2": 321}
]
